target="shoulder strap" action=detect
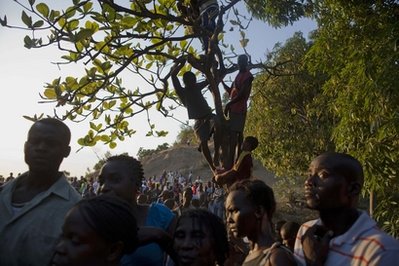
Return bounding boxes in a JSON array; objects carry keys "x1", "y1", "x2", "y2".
[{"x1": 259, "y1": 242, "x2": 293, "y2": 265}]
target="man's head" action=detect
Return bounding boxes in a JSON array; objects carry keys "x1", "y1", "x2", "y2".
[
  {"x1": 237, "y1": 54, "x2": 249, "y2": 71},
  {"x1": 183, "y1": 71, "x2": 197, "y2": 87},
  {"x1": 305, "y1": 152, "x2": 364, "y2": 211},
  {"x1": 242, "y1": 136, "x2": 258, "y2": 152},
  {"x1": 24, "y1": 118, "x2": 71, "y2": 174}
]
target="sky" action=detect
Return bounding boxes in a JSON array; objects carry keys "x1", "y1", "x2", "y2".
[{"x1": 0, "y1": 1, "x2": 316, "y2": 177}]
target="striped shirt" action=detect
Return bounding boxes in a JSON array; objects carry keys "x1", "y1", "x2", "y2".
[{"x1": 294, "y1": 211, "x2": 399, "y2": 266}]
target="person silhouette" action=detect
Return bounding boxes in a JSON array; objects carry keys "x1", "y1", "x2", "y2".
[{"x1": 0, "y1": 118, "x2": 81, "y2": 266}]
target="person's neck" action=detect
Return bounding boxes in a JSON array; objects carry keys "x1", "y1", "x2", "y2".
[
  {"x1": 25, "y1": 170, "x2": 61, "y2": 190},
  {"x1": 248, "y1": 222, "x2": 275, "y2": 252},
  {"x1": 319, "y1": 207, "x2": 359, "y2": 237},
  {"x1": 248, "y1": 234, "x2": 275, "y2": 253}
]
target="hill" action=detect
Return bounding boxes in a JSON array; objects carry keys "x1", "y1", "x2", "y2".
[
  {"x1": 141, "y1": 144, "x2": 276, "y2": 186},
  {"x1": 141, "y1": 144, "x2": 318, "y2": 224}
]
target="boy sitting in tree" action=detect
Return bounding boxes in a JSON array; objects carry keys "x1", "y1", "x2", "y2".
[{"x1": 213, "y1": 136, "x2": 258, "y2": 190}]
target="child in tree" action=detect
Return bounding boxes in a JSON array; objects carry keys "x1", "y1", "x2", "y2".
[{"x1": 213, "y1": 136, "x2": 258, "y2": 190}]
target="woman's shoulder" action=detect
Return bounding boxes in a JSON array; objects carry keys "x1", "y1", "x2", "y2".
[{"x1": 267, "y1": 242, "x2": 296, "y2": 266}]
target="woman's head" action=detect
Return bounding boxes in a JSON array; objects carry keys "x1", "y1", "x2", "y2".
[
  {"x1": 173, "y1": 209, "x2": 228, "y2": 266},
  {"x1": 52, "y1": 195, "x2": 138, "y2": 266},
  {"x1": 225, "y1": 179, "x2": 276, "y2": 239},
  {"x1": 98, "y1": 155, "x2": 144, "y2": 204}
]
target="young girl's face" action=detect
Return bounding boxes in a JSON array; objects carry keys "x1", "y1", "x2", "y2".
[
  {"x1": 225, "y1": 190, "x2": 257, "y2": 238},
  {"x1": 51, "y1": 207, "x2": 110, "y2": 266},
  {"x1": 173, "y1": 217, "x2": 216, "y2": 266}
]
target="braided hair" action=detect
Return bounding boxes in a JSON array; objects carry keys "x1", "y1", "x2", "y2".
[
  {"x1": 74, "y1": 194, "x2": 139, "y2": 254},
  {"x1": 106, "y1": 154, "x2": 145, "y2": 188},
  {"x1": 229, "y1": 179, "x2": 276, "y2": 222},
  {"x1": 177, "y1": 208, "x2": 229, "y2": 266}
]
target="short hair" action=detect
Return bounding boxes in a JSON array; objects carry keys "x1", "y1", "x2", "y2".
[
  {"x1": 280, "y1": 221, "x2": 300, "y2": 240},
  {"x1": 74, "y1": 194, "x2": 138, "y2": 254},
  {"x1": 106, "y1": 155, "x2": 144, "y2": 187},
  {"x1": 31, "y1": 118, "x2": 71, "y2": 145},
  {"x1": 244, "y1": 136, "x2": 258, "y2": 151},
  {"x1": 176, "y1": 209, "x2": 229, "y2": 265},
  {"x1": 238, "y1": 54, "x2": 249, "y2": 65},
  {"x1": 316, "y1": 152, "x2": 364, "y2": 186},
  {"x1": 182, "y1": 71, "x2": 196, "y2": 85},
  {"x1": 229, "y1": 179, "x2": 276, "y2": 221}
]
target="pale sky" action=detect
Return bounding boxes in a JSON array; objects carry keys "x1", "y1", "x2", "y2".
[{"x1": 0, "y1": 1, "x2": 316, "y2": 177}]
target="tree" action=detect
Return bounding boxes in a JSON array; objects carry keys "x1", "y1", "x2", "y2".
[
  {"x1": 175, "y1": 123, "x2": 197, "y2": 146},
  {"x1": 246, "y1": 0, "x2": 399, "y2": 236},
  {"x1": 246, "y1": 32, "x2": 334, "y2": 178},
  {"x1": 304, "y1": 0, "x2": 399, "y2": 237},
  {"x1": 137, "y1": 142, "x2": 169, "y2": 160},
  {"x1": 1, "y1": 0, "x2": 289, "y2": 169}
]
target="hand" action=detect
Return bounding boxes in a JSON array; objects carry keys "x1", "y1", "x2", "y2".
[
  {"x1": 174, "y1": 57, "x2": 186, "y2": 64},
  {"x1": 301, "y1": 224, "x2": 333, "y2": 266},
  {"x1": 224, "y1": 103, "x2": 230, "y2": 117}
]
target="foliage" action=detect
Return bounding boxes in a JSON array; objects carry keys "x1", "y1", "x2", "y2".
[
  {"x1": 305, "y1": 0, "x2": 399, "y2": 237},
  {"x1": 137, "y1": 142, "x2": 170, "y2": 160},
  {"x1": 175, "y1": 123, "x2": 198, "y2": 146},
  {"x1": 1, "y1": 0, "x2": 259, "y2": 149},
  {"x1": 1, "y1": 0, "x2": 300, "y2": 153},
  {"x1": 246, "y1": 32, "x2": 334, "y2": 177},
  {"x1": 244, "y1": 0, "x2": 313, "y2": 27}
]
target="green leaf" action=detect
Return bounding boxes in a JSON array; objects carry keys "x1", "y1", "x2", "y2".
[
  {"x1": 33, "y1": 20, "x2": 44, "y2": 28},
  {"x1": 0, "y1": 15, "x2": 8, "y2": 26},
  {"x1": 36, "y1": 3, "x2": 49, "y2": 17},
  {"x1": 21, "y1": 11, "x2": 32, "y2": 28},
  {"x1": 23, "y1": 35, "x2": 33, "y2": 48},
  {"x1": 109, "y1": 142, "x2": 117, "y2": 149},
  {"x1": 43, "y1": 88, "x2": 57, "y2": 99},
  {"x1": 83, "y1": 1, "x2": 93, "y2": 13},
  {"x1": 28, "y1": 0, "x2": 36, "y2": 6},
  {"x1": 75, "y1": 29, "x2": 93, "y2": 42}
]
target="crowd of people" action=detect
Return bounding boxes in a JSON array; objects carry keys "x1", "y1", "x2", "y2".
[{"x1": 0, "y1": 117, "x2": 398, "y2": 266}]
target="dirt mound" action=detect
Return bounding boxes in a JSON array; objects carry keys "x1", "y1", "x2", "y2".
[
  {"x1": 141, "y1": 144, "x2": 276, "y2": 185},
  {"x1": 141, "y1": 145, "x2": 317, "y2": 224}
]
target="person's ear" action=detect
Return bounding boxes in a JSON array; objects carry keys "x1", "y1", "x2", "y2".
[
  {"x1": 347, "y1": 182, "x2": 361, "y2": 196},
  {"x1": 63, "y1": 146, "x2": 71, "y2": 158},
  {"x1": 254, "y1": 205, "x2": 265, "y2": 220},
  {"x1": 106, "y1": 241, "x2": 124, "y2": 263}
]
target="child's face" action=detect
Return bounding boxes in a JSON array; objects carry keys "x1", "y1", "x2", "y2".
[{"x1": 241, "y1": 140, "x2": 252, "y2": 151}]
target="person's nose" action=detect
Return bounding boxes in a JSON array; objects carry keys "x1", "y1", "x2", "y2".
[
  {"x1": 54, "y1": 238, "x2": 66, "y2": 254},
  {"x1": 180, "y1": 236, "x2": 194, "y2": 249},
  {"x1": 226, "y1": 212, "x2": 233, "y2": 224},
  {"x1": 305, "y1": 175, "x2": 316, "y2": 188}
]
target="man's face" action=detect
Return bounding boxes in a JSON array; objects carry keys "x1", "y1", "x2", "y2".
[
  {"x1": 24, "y1": 122, "x2": 70, "y2": 173},
  {"x1": 305, "y1": 155, "x2": 351, "y2": 210}
]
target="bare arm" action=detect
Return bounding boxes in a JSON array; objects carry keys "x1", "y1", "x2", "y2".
[
  {"x1": 171, "y1": 60, "x2": 186, "y2": 105},
  {"x1": 222, "y1": 80, "x2": 232, "y2": 94}
]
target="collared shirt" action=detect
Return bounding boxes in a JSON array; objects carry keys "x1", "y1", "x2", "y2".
[
  {"x1": 0, "y1": 173, "x2": 82, "y2": 266},
  {"x1": 294, "y1": 211, "x2": 399, "y2": 266}
]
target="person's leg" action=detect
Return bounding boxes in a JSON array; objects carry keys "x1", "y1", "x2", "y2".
[
  {"x1": 211, "y1": 115, "x2": 221, "y2": 167},
  {"x1": 195, "y1": 119, "x2": 216, "y2": 172},
  {"x1": 200, "y1": 140, "x2": 216, "y2": 172}
]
